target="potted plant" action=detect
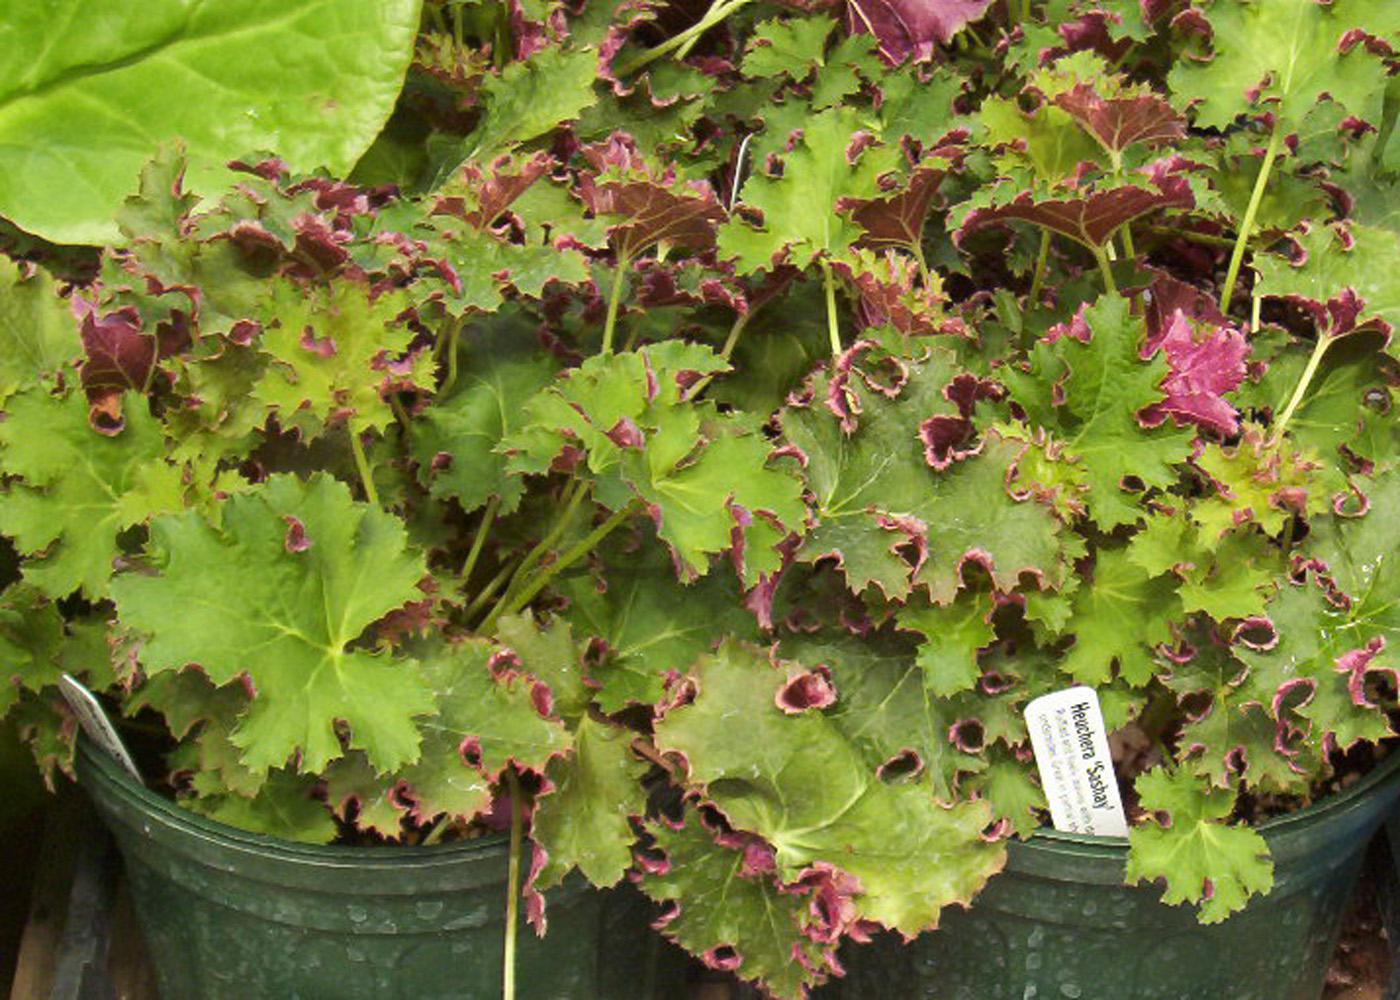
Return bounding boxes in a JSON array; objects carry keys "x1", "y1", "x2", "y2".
[{"x1": 4, "y1": 1, "x2": 1400, "y2": 999}]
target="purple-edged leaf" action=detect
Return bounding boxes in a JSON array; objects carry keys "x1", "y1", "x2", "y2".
[
  {"x1": 1126, "y1": 768, "x2": 1273, "y2": 924},
  {"x1": 324, "y1": 751, "x2": 409, "y2": 840},
  {"x1": 639, "y1": 808, "x2": 835, "y2": 1000},
  {"x1": 838, "y1": 155, "x2": 956, "y2": 252},
  {"x1": 656, "y1": 640, "x2": 1006, "y2": 938},
  {"x1": 530, "y1": 716, "x2": 647, "y2": 891},
  {"x1": 1254, "y1": 224, "x2": 1400, "y2": 349},
  {"x1": 780, "y1": 345, "x2": 1070, "y2": 603},
  {"x1": 845, "y1": 0, "x2": 995, "y2": 62},
  {"x1": 957, "y1": 165, "x2": 1195, "y2": 249},
  {"x1": 1191, "y1": 424, "x2": 1332, "y2": 538},
  {"x1": 578, "y1": 133, "x2": 726, "y2": 260},
  {"x1": 1053, "y1": 83, "x2": 1187, "y2": 155}
]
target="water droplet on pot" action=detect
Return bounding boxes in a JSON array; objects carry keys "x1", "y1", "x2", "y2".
[
  {"x1": 1060, "y1": 986, "x2": 1082, "y2": 998},
  {"x1": 415, "y1": 900, "x2": 444, "y2": 920},
  {"x1": 347, "y1": 904, "x2": 368, "y2": 923}
]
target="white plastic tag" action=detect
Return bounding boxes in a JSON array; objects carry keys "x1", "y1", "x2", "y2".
[
  {"x1": 1024, "y1": 686, "x2": 1128, "y2": 837},
  {"x1": 59, "y1": 673, "x2": 142, "y2": 783}
]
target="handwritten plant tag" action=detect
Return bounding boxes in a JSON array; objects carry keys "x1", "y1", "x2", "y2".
[
  {"x1": 59, "y1": 673, "x2": 142, "y2": 783},
  {"x1": 1024, "y1": 685, "x2": 1128, "y2": 838}
]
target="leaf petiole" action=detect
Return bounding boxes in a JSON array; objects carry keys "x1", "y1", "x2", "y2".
[
  {"x1": 1221, "y1": 125, "x2": 1283, "y2": 315},
  {"x1": 1269, "y1": 332, "x2": 1332, "y2": 447},
  {"x1": 821, "y1": 261, "x2": 842, "y2": 357},
  {"x1": 1092, "y1": 244, "x2": 1118, "y2": 296},
  {"x1": 615, "y1": 0, "x2": 752, "y2": 76},
  {"x1": 1028, "y1": 228, "x2": 1051, "y2": 303},
  {"x1": 460, "y1": 495, "x2": 501, "y2": 587},
  {"x1": 601, "y1": 259, "x2": 629, "y2": 355},
  {"x1": 503, "y1": 769, "x2": 524, "y2": 1000},
  {"x1": 348, "y1": 428, "x2": 379, "y2": 506}
]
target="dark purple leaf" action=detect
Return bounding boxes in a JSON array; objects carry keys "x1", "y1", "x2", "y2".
[{"x1": 845, "y1": 0, "x2": 995, "y2": 62}]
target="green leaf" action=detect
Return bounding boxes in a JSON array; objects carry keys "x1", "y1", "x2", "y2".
[
  {"x1": 189, "y1": 771, "x2": 338, "y2": 844},
  {"x1": 324, "y1": 751, "x2": 410, "y2": 839},
  {"x1": 398, "y1": 639, "x2": 571, "y2": 824},
  {"x1": 432, "y1": 45, "x2": 599, "y2": 186},
  {"x1": 412, "y1": 338, "x2": 557, "y2": 514},
  {"x1": 1005, "y1": 296, "x2": 1194, "y2": 528},
  {"x1": 656, "y1": 640, "x2": 1005, "y2": 938},
  {"x1": 111, "y1": 474, "x2": 434, "y2": 775},
  {"x1": 531, "y1": 716, "x2": 647, "y2": 890},
  {"x1": 494, "y1": 613, "x2": 591, "y2": 723},
  {"x1": 1060, "y1": 548, "x2": 1181, "y2": 686},
  {"x1": 559, "y1": 538, "x2": 759, "y2": 712},
  {"x1": 1126, "y1": 767, "x2": 1274, "y2": 924},
  {"x1": 896, "y1": 589, "x2": 996, "y2": 696},
  {"x1": 1255, "y1": 224, "x2": 1400, "y2": 348},
  {"x1": 740, "y1": 15, "x2": 837, "y2": 80},
  {"x1": 0, "y1": 259, "x2": 78, "y2": 404},
  {"x1": 0, "y1": 389, "x2": 185, "y2": 599},
  {"x1": 1168, "y1": 0, "x2": 1396, "y2": 131},
  {"x1": 781, "y1": 352, "x2": 1069, "y2": 603},
  {"x1": 0, "y1": 584, "x2": 65, "y2": 717},
  {"x1": 717, "y1": 106, "x2": 902, "y2": 273},
  {"x1": 0, "y1": 0, "x2": 422, "y2": 244},
  {"x1": 252, "y1": 281, "x2": 429, "y2": 440},
  {"x1": 639, "y1": 808, "x2": 833, "y2": 1000},
  {"x1": 505, "y1": 345, "x2": 807, "y2": 582}
]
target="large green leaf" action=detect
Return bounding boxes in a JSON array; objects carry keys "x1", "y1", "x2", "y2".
[
  {"x1": 0, "y1": 0, "x2": 422, "y2": 244},
  {"x1": 1126, "y1": 767, "x2": 1273, "y2": 924},
  {"x1": 0, "y1": 258, "x2": 78, "y2": 403},
  {"x1": 1168, "y1": 0, "x2": 1398, "y2": 131},
  {"x1": 111, "y1": 474, "x2": 434, "y2": 775},
  {"x1": 656, "y1": 640, "x2": 1005, "y2": 938},
  {"x1": 0, "y1": 389, "x2": 185, "y2": 599}
]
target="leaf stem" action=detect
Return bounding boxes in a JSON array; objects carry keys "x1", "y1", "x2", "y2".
[
  {"x1": 492, "y1": 502, "x2": 639, "y2": 625},
  {"x1": 821, "y1": 261, "x2": 842, "y2": 357},
  {"x1": 460, "y1": 496, "x2": 501, "y2": 586},
  {"x1": 615, "y1": 0, "x2": 751, "y2": 76},
  {"x1": 1092, "y1": 244, "x2": 1118, "y2": 296},
  {"x1": 601, "y1": 259, "x2": 629, "y2": 355},
  {"x1": 349, "y1": 428, "x2": 379, "y2": 507},
  {"x1": 1269, "y1": 333, "x2": 1332, "y2": 447},
  {"x1": 1119, "y1": 223, "x2": 1136, "y2": 261},
  {"x1": 1028, "y1": 228, "x2": 1051, "y2": 303},
  {"x1": 464, "y1": 558, "x2": 518, "y2": 622},
  {"x1": 503, "y1": 769, "x2": 524, "y2": 1000},
  {"x1": 1143, "y1": 225, "x2": 1238, "y2": 250},
  {"x1": 481, "y1": 482, "x2": 588, "y2": 632},
  {"x1": 1221, "y1": 125, "x2": 1283, "y2": 315}
]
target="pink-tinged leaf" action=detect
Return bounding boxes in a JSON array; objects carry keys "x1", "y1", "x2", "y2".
[
  {"x1": 577, "y1": 133, "x2": 726, "y2": 260},
  {"x1": 958, "y1": 164, "x2": 1194, "y2": 248},
  {"x1": 836, "y1": 249, "x2": 950, "y2": 336},
  {"x1": 837, "y1": 154, "x2": 958, "y2": 251},
  {"x1": 1052, "y1": 84, "x2": 1186, "y2": 154},
  {"x1": 1140, "y1": 310, "x2": 1249, "y2": 436},
  {"x1": 78, "y1": 306, "x2": 157, "y2": 401},
  {"x1": 845, "y1": 0, "x2": 996, "y2": 62},
  {"x1": 436, "y1": 152, "x2": 554, "y2": 230}
]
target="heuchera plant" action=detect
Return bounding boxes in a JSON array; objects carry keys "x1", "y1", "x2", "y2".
[{"x1": 3, "y1": 0, "x2": 1400, "y2": 997}]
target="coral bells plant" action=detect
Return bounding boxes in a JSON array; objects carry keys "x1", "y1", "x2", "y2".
[{"x1": 3, "y1": 0, "x2": 1400, "y2": 996}]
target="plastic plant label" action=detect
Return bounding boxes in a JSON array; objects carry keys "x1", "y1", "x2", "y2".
[
  {"x1": 1024, "y1": 685, "x2": 1128, "y2": 838},
  {"x1": 59, "y1": 673, "x2": 142, "y2": 783}
]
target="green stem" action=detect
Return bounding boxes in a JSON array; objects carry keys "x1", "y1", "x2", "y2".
[
  {"x1": 1251, "y1": 293, "x2": 1262, "y2": 335},
  {"x1": 1221, "y1": 125, "x2": 1283, "y2": 315},
  {"x1": 1143, "y1": 225, "x2": 1238, "y2": 250},
  {"x1": 1028, "y1": 228, "x2": 1051, "y2": 303},
  {"x1": 492, "y1": 503, "x2": 638, "y2": 624},
  {"x1": 441, "y1": 320, "x2": 464, "y2": 394},
  {"x1": 615, "y1": 0, "x2": 751, "y2": 76},
  {"x1": 460, "y1": 496, "x2": 500, "y2": 586},
  {"x1": 1092, "y1": 244, "x2": 1118, "y2": 296},
  {"x1": 910, "y1": 240, "x2": 931, "y2": 289},
  {"x1": 1021, "y1": 0, "x2": 1032, "y2": 21},
  {"x1": 600, "y1": 258, "x2": 629, "y2": 355},
  {"x1": 481, "y1": 482, "x2": 588, "y2": 632},
  {"x1": 1119, "y1": 223, "x2": 1136, "y2": 262},
  {"x1": 464, "y1": 558, "x2": 517, "y2": 622},
  {"x1": 1270, "y1": 334, "x2": 1332, "y2": 446},
  {"x1": 503, "y1": 769, "x2": 524, "y2": 1000},
  {"x1": 821, "y1": 261, "x2": 842, "y2": 357},
  {"x1": 349, "y1": 429, "x2": 379, "y2": 506}
]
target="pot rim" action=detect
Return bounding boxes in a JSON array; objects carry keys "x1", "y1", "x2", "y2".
[
  {"x1": 77, "y1": 733, "x2": 509, "y2": 867},
  {"x1": 1020, "y1": 741, "x2": 1400, "y2": 860}
]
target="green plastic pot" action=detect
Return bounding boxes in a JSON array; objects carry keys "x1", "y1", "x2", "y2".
[
  {"x1": 77, "y1": 737, "x2": 686, "y2": 1000},
  {"x1": 820, "y1": 751, "x2": 1400, "y2": 1000}
]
